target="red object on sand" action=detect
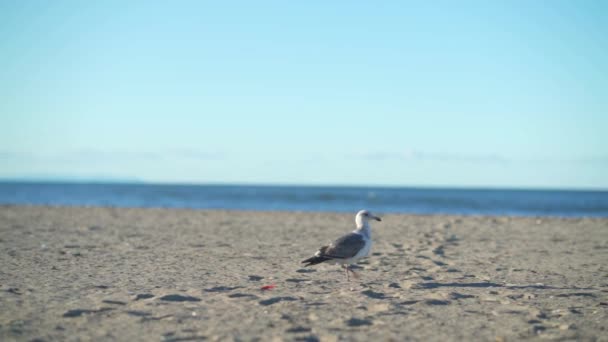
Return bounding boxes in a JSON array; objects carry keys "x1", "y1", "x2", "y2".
[{"x1": 260, "y1": 284, "x2": 276, "y2": 291}]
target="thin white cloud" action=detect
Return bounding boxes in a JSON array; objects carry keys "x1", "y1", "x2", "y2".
[
  {"x1": 168, "y1": 148, "x2": 225, "y2": 160},
  {"x1": 348, "y1": 150, "x2": 509, "y2": 164},
  {"x1": 403, "y1": 150, "x2": 508, "y2": 163},
  {"x1": 522, "y1": 156, "x2": 608, "y2": 165},
  {"x1": 348, "y1": 149, "x2": 608, "y2": 165},
  {"x1": 0, "y1": 148, "x2": 226, "y2": 165}
]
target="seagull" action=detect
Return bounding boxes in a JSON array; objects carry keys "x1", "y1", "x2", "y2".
[{"x1": 302, "y1": 210, "x2": 381, "y2": 281}]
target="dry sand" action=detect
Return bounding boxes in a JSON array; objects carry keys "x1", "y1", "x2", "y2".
[{"x1": 1, "y1": 206, "x2": 607, "y2": 341}]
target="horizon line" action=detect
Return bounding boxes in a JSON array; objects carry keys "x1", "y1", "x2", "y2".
[{"x1": 0, "y1": 178, "x2": 607, "y2": 193}]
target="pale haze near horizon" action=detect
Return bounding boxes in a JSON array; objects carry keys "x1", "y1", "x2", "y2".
[{"x1": 1, "y1": 1, "x2": 607, "y2": 189}]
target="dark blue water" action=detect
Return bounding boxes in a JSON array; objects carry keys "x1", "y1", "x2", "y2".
[{"x1": 1, "y1": 182, "x2": 607, "y2": 217}]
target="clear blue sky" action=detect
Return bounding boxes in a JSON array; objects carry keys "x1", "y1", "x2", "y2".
[{"x1": 1, "y1": 1, "x2": 607, "y2": 189}]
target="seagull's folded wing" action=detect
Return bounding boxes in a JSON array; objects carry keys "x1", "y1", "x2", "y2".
[{"x1": 322, "y1": 233, "x2": 366, "y2": 259}]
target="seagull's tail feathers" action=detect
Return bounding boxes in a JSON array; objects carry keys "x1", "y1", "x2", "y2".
[
  {"x1": 301, "y1": 255, "x2": 331, "y2": 267},
  {"x1": 302, "y1": 246, "x2": 332, "y2": 266}
]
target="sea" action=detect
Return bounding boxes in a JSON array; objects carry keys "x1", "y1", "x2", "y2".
[{"x1": 1, "y1": 181, "x2": 607, "y2": 217}]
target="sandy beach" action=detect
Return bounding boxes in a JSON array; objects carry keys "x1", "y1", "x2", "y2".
[{"x1": 1, "y1": 205, "x2": 607, "y2": 341}]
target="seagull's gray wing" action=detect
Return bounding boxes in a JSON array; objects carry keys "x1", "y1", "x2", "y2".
[{"x1": 320, "y1": 233, "x2": 365, "y2": 260}]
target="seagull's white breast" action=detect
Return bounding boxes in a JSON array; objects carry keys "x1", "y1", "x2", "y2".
[{"x1": 354, "y1": 237, "x2": 372, "y2": 260}]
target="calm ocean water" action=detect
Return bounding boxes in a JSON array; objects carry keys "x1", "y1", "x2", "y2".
[{"x1": 0, "y1": 182, "x2": 607, "y2": 217}]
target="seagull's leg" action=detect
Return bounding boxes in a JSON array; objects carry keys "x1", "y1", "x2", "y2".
[
  {"x1": 347, "y1": 265, "x2": 360, "y2": 280},
  {"x1": 342, "y1": 264, "x2": 350, "y2": 281}
]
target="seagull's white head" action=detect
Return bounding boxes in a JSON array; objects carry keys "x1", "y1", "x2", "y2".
[{"x1": 356, "y1": 209, "x2": 381, "y2": 228}]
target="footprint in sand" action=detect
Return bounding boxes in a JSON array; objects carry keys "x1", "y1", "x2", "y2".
[
  {"x1": 432, "y1": 260, "x2": 448, "y2": 266},
  {"x1": 346, "y1": 318, "x2": 373, "y2": 327},
  {"x1": 63, "y1": 308, "x2": 114, "y2": 318},
  {"x1": 424, "y1": 299, "x2": 451, "y2": 305},
  {"x1": 159, "y1": 294, "x2": 201, "y2": 302},
  {"x1": 164, "y1": 334, "x2": 208, "y2": 342},
  {"x1": 126, "y1": 310, "x2": 151, "y2": 317},
  {"x1": 432, "y1": 245, "x2": 445, "y2": 256},
  {"x1": 296, "y1": 268, "x2": 316, "y2": 273},
  {"x1": 450, "y1": 292, "x2": 476, "y2": 300},
  {"x1": 361, "y1": 289, "x2": 389, "y2": 299},
  {"x1": 228, "y1": 293, "x2": 259, "y2": 299},
  {"x1": 286, "y1": 326, "x2": 312, "y2": 333},
  {"x1": 555, "y1": 292, "x2": 597, "y2": 298},
  {"x1": 203, "y1": 286, "x2": 241, "y2": 293},
  {"x1": 400, "y1": 300, "x2": 419, "y2": 305},
  {"x1": 259, "y1": 296, "x2": 298, "y2": 306},
  {"x1": 285, "y1": 278, "x2": 310, "y2": 283},
  {"x1": 134, "y1": 293, "x2": 154, "y2": 300}
]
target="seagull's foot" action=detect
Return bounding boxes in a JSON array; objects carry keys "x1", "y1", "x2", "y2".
[{"x1": 347, "y1": 265, "x2": 360, "y2": 280}]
